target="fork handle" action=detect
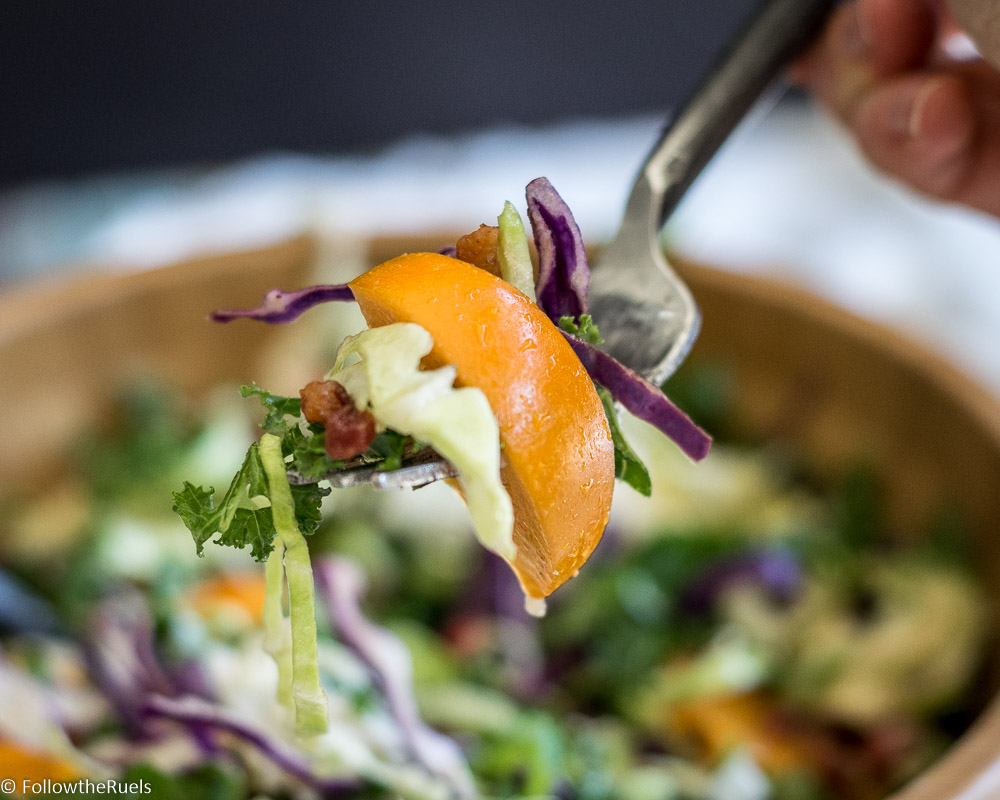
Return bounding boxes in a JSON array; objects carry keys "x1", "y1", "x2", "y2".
[{"x1": 639, "y1": 0, "x2": 839, "y2": 226}]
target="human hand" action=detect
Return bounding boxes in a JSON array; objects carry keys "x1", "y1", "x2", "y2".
[{"x1": 792, "y1": 0, "x2": 1000, "y2": 218}]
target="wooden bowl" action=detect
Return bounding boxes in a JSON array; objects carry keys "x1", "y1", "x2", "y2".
[{"x1": 2, "y1": 237, "x2": 999, "y2": 798}]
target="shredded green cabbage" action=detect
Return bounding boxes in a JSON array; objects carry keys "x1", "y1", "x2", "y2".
[
  {"x1": 258, "y1": 433, "x2": 329, "y2": 735},
  {"x1": 263, "y1": 540, "x2": 293, "y2": 712},
  {"x1": 328, "y1": 323, "x2": 515, "y2": 562},
  {"x1": 497, "y1": 200, "x2": 536, "y2": 301}
]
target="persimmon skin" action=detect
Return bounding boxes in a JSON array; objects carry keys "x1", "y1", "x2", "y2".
[
  {"x1": 349, "y1": 252, "x2": 615, "y2": 598},
  {"x1": 0, "y1": 740, "x2": 80, "y2": 786}
]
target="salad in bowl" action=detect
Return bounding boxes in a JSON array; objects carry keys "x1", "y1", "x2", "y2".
[{"x1": 0, "y1": 180, "x2": 990, "y2": 800}]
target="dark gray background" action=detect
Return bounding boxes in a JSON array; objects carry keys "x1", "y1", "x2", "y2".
[{"x1": 0, "y1": 1, "x2": 761, "y2": 188}]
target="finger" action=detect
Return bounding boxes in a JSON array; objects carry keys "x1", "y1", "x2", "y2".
[
  {"x1": 863, "y1": 0, "x2": 938, "y2": 74},
  {"x1": 791, "y1": 0, "x2": 936, "y2": 119},
  {"x1": 798, "y1": 4, "x2": 879, "y2": 121},
  {"x1": 852, "y1": 65, "x2": 1000, "y2": 216}
]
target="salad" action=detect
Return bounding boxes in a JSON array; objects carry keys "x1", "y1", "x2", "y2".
[
  {"x1": 170, "y1": 177, "x2": 710, "y2": 739},
  {"x1": 0, "y1": 181, "x2": 988, "y2": 799}
]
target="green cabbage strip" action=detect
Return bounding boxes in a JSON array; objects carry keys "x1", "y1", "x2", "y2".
[
  {"x1": 328, "y1": 323, "x2": 515, "y2": 561},
  {"x1": 263, "y1": 539, "x2": 293, "y2": 712},
  {"x1": 497, "y1": 201, "x2": 536, "y2": 302},
  {"x1": 259, "y1": 433, "x2": 329, "y2": 735}
]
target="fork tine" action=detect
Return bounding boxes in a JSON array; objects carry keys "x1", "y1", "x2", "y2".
[
  {"x1": 591, "y1": 0, "x2": 836, "y2": 386},
  {"x1": 287, "y1": 448, "x2": 457, "y2": 489}
]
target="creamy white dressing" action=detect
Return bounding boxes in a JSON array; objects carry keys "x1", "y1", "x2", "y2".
[{"x1": 524, "y1": 596, "x2": 548, "y2": 618}]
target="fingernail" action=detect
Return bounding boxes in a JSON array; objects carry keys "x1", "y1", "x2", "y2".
[
  {"x1": 842, "y1": 4, "x2": 871, "y2": 58},
  {"x1": 886, "y1": 82, "x2": 924, "y2": 138}
]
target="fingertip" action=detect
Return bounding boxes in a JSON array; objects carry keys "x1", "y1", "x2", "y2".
[
  {"x1": 853, "y1": 73, "x2": 975, "y2": 198},
  {"x1": 806, "y1": 3, "x2": 880, "y2": 121},
  {"x1": 911, "y1": 75, "x2": 974, "y2": 154},
  {"x1": 860, "y1": 0, "x2": 936, "y2": 73}
]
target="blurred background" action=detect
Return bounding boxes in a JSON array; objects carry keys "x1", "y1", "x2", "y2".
[{"x1": 3, "y1": 0, "x2": 1000, "y2": 391}]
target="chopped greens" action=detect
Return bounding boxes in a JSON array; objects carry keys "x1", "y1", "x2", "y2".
[
  {"x1": 173, "y1": 433, "x2": 330, "y2": 735},
  {"x1": 172, "y1": 443, "x2": 273, "y2": 560},
  {"x1": 368, "y1": 429, "x2": 415, "y2": 472},
  {"x1": 597, "y1": 385, "x2": 652, "y2": 497},
  {"x1": 240, "y1": 382, "x2": 302, "y2": 431},
  {"x1": 120, "y1": 764, "x2": 246, "y2": 800},
  {"x1": 171, "y1": 442, "x2": 329, "y2": 562},
  {"x1": 239, "y1": 382, "x2": 421, "y2": 481},
  {"x1": 3, "y1": 355, "x2": 990, "y2": 800},
  {"x1": 558, "y1": 314, "x2": 604, "y2": 345}
]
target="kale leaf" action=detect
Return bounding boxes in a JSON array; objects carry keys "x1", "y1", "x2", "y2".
[
  {"x1": 557, "y1": 314, "x2": 604, "y2": 345},
  {"x1": 241, "y1": 383, "x2": 302, "y2": 435},
  {"x1": 596, "y1": 385, "x2": 652, "y2": 497},
  {"x1": 172, "y1": 442, "x2": 329, "y2": 562}
]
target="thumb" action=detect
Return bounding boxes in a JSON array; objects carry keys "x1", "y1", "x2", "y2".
[{"x1": 852, "y1": 67, "x2": 1000, "y2": 215}]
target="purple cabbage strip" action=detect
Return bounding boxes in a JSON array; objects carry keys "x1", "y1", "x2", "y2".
[
  {"x1": 85, "y1": 593, "x2": 213, "y2": 736},
  {"x1": 438, "y1": 245, "x2": 458, "y2": 258},
  {"x1": 453, "y1": 553, "x2": 545, "y2": 700},
  {"x1": 210, "y1": 284, "x2": 354, "y2": 324},
  {"x1": 315, "y1": 558, "x2": 476, "y2": 800},
  {"x1": 141, "y1": 694, "x2": 361, "y2": 796},
  {"x1": 526, "y1": 177, "x2": 590, "y2": 322},
  {"x1": 85, "y1": 595, "x2": 177, "y2": 733},
  {"x1": 460, "y1": 551, "x2": 532, "y2": 623},
  {"x1": 680, "y1": 549, "x2": 803, "y2": 614},
  {"x1": 562, "y1": 332, "x2": 712, "y2": 461}
]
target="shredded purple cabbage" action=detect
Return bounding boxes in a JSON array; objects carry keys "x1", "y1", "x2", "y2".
[
  {"x1": 85, "y1": 594, "x2": 212, "y2": 736},
  {"x1": 210, "y1": 284, "x2": 354, "y2": 324},
  {"x1": 453, "y1": 553, "x2": 545, "y2": 699},
  {"x1": 84, "y1": 596, "x2": 176, "y2": 733},
  {"x1": 562, "y1": 332, "x2": 711, "y2": 461},
  {"x1": 460, "y1": 552, "x2": 531, "y2": 622},
  {"x1": 680, "y1": 549, "x2": 803, "y2": 613},
  {"x1": 526, "y1": 177, "x2": 590, "y2": 322},
  {"x1": 438, "y1": 245, "x2": 458, "y2": 258},
  {"x1": 315, "y1": 558, "x2": 476, "y2": 800},
  {"x1": 141, "y1": 694, "x2": 360, "y2": 795}
]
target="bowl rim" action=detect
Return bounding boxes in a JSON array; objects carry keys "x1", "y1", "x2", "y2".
[{"x1": 3, "y1": 240, "x2": 1000, "y2": 799}]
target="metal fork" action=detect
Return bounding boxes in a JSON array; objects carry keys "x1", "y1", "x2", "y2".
[{"x1": 294, "y1": 0, "x2": 837, "y2": 491}]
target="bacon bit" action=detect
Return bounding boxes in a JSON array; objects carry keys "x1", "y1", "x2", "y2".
[
  {"x1": 300, "y1": 380, "x2": 377, "y2": 460},
  {"x1": 300, "y1": 379, "x2": 346, "y2": 424},
  {"x1": 455, "y1": 224, "x2": 501, "y2": 276}
]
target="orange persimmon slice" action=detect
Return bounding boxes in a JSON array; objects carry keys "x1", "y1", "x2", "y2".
[
  {"x1": 0, "y1": 740, "x2": 81, "y2": 790},
  {"x1": 189, "y1": 571, "x2": 268, "y2": 625},
  {"x1": 349, "y1": 252, "x2": 615, "y2": 599}
]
